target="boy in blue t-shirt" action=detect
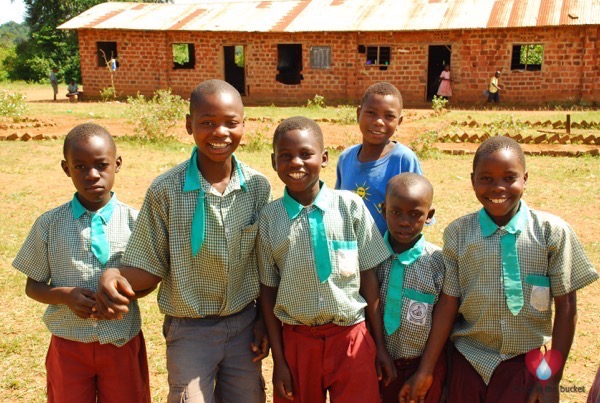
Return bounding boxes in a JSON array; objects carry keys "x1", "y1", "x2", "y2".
[{"x1": 336, "y1": 82, "x2": 422, "y2": 234}]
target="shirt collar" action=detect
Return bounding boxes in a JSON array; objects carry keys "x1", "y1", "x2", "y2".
[
  {"x1": 384, "y1": 231, "x2": 425, "y2": 265},
  {"x1": 283, "y1": 181, "x2": 330, "y2": 220},
  {"x1": 183, "y1": 146, "x2": 247, "y2": 194},
  {"x1": 71, "y1": 192, "x2": 117, "y2": 223},
  {"x1": 479, "y1": 201, "x2": 529, "y2": 237}
]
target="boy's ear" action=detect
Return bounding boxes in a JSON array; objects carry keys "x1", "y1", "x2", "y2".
[
  {"x1": 470, "y1": 172, "x2": 475, "y2": 188},
  {"x1": 397, "y1": 115, "x2": 403, "y2": 126},
  {"x1": 115, "y1": 155, "x2": 122, "y2": 173},
  {"x1": 381, "y1": 202, "x2": 387, "y2": 219},
  {"x1": 61, "y1": 160, "x2": 71, "y2": 177},
  {"x1": 523, "y1": 171, "x2": 528, "y2": 188},
  {"x1": 185, "y1": 114, "x2": 193, "y2": 135},
  {"x1": 271, "y1": 153, "x2": 276, "y2": 171},
  {"x1": 321, "y1": 149, "x2": 329, "y2": 168},
  {"x1": 356, "y1": 106, "x2": 361, "y2": 122},
  {"x1": 425, "y1": 207, "x2": 436, "y2": 224}
]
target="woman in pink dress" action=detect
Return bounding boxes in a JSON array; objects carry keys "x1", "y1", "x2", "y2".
[{"x1": 437, "y1": 65, "x2": 452, "y2": 99}]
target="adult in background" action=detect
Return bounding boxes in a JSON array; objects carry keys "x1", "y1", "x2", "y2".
[
  {"x1": 487, "y1": 71, "x2": 501, "y2": 104},
  {"x1": 67, "y1": 79, "x2": 80, "y2": 102},
  {"x1": 437, "y1": 65, "x2": 452, "y2": 100},
  {"x1": 50, "y1": 68, "x2": 59, "y2": 102}
]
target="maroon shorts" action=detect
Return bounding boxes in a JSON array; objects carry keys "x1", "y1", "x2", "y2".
[
  {"x1": 447, "y1": 348, "x2": 537, "y2": 403},
  {"x1": 380, "y1": 347, "x2": 447, "y2": 403},
  {"x1": 46, "y1": 331, "x2": 150, "y2": 403},
  {"x1": 276, "y1": 321, "x2": 379, "y2": 403}
]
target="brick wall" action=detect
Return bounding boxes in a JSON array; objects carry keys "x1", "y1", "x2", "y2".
[{"x1": 78, "y1": 25, "x2": 598, "y2": 106}]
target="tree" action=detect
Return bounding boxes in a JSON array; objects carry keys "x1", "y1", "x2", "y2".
[{"x1": 5, "y1": 0, "x2": 169, "y2": 83}]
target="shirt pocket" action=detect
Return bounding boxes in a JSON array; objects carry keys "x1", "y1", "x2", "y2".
[
  {"x1": 403, "y1": 288, "x2": 435, "y2": 327},
  {"x1": 239, "y1": 223, "x2": 258, "y2": 261},
  {"x1": 525, "y1": 274, "x2": 550, "y2": 312},
  {"x1": 331, "y1": 240, "x2": 358, "y2": 277}
]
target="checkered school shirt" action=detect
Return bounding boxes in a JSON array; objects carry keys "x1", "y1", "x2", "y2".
[
  {"x1": 442, "y1": 202, "x2": 598, "y2": 384},
  {"x1": 257, "y1": 184, "x2": 390, "y2": 326},
  {"x1": 122, "y1": 153, "x2": 271, "y2": 318},
  {"x1": 376, "y1": 236, "x2": 445, "y2": 360},
  {"x1": 12, "y1": 194, "x2": 140, "y2": 347}
]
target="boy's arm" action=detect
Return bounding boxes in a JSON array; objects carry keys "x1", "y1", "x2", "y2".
[
  {"x1": 251, "y1": 297, "x2": 270, "y2": 362},
  {"x1": 260, "y1": 284, "x2": 294, "y2": 401},
  {"x1": 94, "y1": 266, "x2": 161, "y2": 319},
  {"x1": 399, "y1": 292, "x2": 459, "y2": 403},
  {"x1": 360, "y1": 268, "x2": 397, "y2": 386},
  {"x1": 25, "y1": 277, "x2": 96, "y2": 319},
  {"x1": 527, "y1": 291, "x2": 577, "y2": 403}
]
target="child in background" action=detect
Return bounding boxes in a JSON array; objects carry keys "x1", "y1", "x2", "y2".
[
  {"x1": 12, "y1": 123, "x2": 150, "y2": 402},
  {"x1": 258, "y1": 116, "x2": 396, "y2": 402},
  {"x1": 95, "y1": 80, "x2": 271, "y2": 403},
  {"x1": 376, "y1": 173, "x2": 446, "y2": 402},
  {"x1": 400, "y1": 136, "x2": 598, "y2": 403},
  {"x1": 336, "y1": 82, "x2": 423, "y2": 235}
]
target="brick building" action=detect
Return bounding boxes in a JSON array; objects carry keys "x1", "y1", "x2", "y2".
[{"x1": 59, "y1": 0, "x2": 599, "y2": 106}]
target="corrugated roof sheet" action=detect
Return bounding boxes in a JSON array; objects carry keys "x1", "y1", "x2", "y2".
[{"x1": 58, "y1": 0, "x2": 600, "y2": 32}]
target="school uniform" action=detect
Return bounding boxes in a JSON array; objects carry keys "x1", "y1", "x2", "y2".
[
  {"x1": 13, "y1": 194, "x2": 149, "y2": 403},
  {"x1": 121, "y1": 147, "x2": 271, "y2": 403},
  {"x1": 257, "y1": 183, "x2": 390, "y2": 403},
  {"x1": 442, "y1": 201, "x2": 598, "y2": 402},
  {"x1": 376, "y1": 233, "x2": 446, "y2": 403}
]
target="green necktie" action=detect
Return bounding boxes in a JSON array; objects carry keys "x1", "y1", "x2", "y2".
[
  {"x1": 90, "y1": 201, "x2": 115, "y2": 265},
  {"x1": 308, "y1": 208, "x2": 331, "y2": 282},
  {"x1": 501, "y1": 230, "x2": 524, "y2": 315},
  {"x1": 383, "y1": 233, "x2": 424, "y2": 335},
  {"x1": 190, "y1": 189, "x2": 206, "y2": 257}
]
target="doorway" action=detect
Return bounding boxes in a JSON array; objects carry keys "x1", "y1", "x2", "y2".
[
  {"x1": 224, "y1": 45, "x2": 245, "y2": 95},
  {"x1": 427, "y1": 45, "x2": 451, "y2": 101}
]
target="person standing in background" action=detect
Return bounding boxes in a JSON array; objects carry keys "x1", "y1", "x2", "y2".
[
  {"x1": 50, "y1": 68, "x2": 59, "y2": 102},
  {"x1": 436, "y1": 65, "x2": 452, "y2": 100}
]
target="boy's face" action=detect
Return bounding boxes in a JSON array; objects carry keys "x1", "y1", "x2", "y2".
[
  {"x1": 471, "y1": 149, "x2": 527, "y2": 227},
  {"x1": 61, "y1": 136, "x2": 121, "y2": 211},
  {"x1": 186, "y1": 92, "x2": 244, "y2": 164},
  {"x1": 357, "y1": 94, "x2": 403, "y2": 147},
  {"x1": 382, "y1": 184, "x2": 434, "y2": 253},
  {"x1": 272, "y1": 129, "x2": 328, "y2": 206}
]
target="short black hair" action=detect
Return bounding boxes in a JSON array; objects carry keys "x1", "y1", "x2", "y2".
[
  {"x1": 360, "y1": 82, "x2": 403, "y2": 109},
  {"x1": 386, "y1": 172, "x2": 433, "y2": 205},
  {"x1": 189, "y1": 79, "x2": 242, "y2": 114},
  {"x1": 273, "y1": 116, "x2": 324, "y2": 150},
  {"x1": 63, "y1": 123, "x2": 116, "y2": 159},
  {"x1": 473, "y1": 136, "x2": 526, "y2": 171}
]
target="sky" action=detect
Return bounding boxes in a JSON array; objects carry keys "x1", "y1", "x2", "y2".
[{"x1": 1, "y1": 0, "x2": 26, "y2": 25}]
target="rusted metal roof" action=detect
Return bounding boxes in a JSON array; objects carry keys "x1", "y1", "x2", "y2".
[{"x1": 58, "y1": 0, "x2": 600, "y2": 32}]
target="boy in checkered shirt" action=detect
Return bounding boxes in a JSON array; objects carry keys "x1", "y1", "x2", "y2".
[
  {"x1": 400, "y1": 137, "x2": 598, "y2": 403},
  {"x1": 13, "y1": 123, "x2": 151, "y2": 402},
  {"x1": 95, "y1": 80, "x2": 272, "y2": 403},
  {"x1": 376, "y1": 173, "x2": 446, "y2": 403},
  {"x1": 257, "y1": 116, "x2": 396, "y2": 403}
]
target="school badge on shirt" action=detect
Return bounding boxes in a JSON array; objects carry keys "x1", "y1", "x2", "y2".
[{"x1": 406, "y1": 299, "x2": 428, "y2": 326}]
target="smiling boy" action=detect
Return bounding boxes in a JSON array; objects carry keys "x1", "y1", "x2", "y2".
[
  {"x1": 95, "y1": 80, "x2": 271, "y2": 402},
  {"x1": 258, "y1": 116, "x2": 395, "y2": 403},
  {"x1": 336, "y1": 82, "x2": 422, "y2": 234},
  {"x1": 13, "y1": 123, "x2": 150, "y2": 402}
]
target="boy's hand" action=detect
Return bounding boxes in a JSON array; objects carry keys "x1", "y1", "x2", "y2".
[
  {"x1": 251, "y1": 316, "x2": 270, "y2": 362},
  {"x1": 273, "y1": 361, "x2": 294, "y2": 401},
  {"x1": 527, "y1": 381, "x2": 560, "y2": 403},
  {"x1": 399, "y1": 370, "x2": 433, "y2": 403},
  {"x1": 93, "y1": 268, "x2": 135, "y2": 320},
  {"x1": 65, "y1": 287, "x2": 97, "y2": 319},
  {"x1": 376, "y1": 348, "x2": 397, "y2": 386}
]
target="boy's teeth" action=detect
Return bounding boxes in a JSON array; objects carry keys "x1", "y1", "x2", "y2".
[
  {"x1": 290, "y1": 173, "x2": 305, "y2": 179},
  {"x1": 490, "y1": 198, "x2": 506, "y2": 204},
  {"x1": 210, "y1": 143, "x2": 228, "y2": 149}
]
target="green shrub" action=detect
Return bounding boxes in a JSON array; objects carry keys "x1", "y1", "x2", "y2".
[
  {"x1": 125, "y1": 89, "x2": 187, "y2": 140},
  {"x1": 100, "y1": 86, "x2": 117, "y2": 102},
  {"x1": 307, "y1": 94, "x2": 326, "y2": 109},
  {"x1": 0, "y1": 90, "x2": 28, "y2": 118},
  {"x1": 335, "y1": 107, "x2": 356, "y2": 125},
  {"x1": 244, "y1": 127, "x2": 271, "y2": 152},
  {"x1": 431, "y1": 95, "x2": 448, "y2": 113},
  {"x1": 409, "y1": 130, "x2": 441, "y2": 159}
]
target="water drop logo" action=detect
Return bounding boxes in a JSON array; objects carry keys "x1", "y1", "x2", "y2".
[{"x1": 525, "y1": 348, "x2": 563, "y2": 385}]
